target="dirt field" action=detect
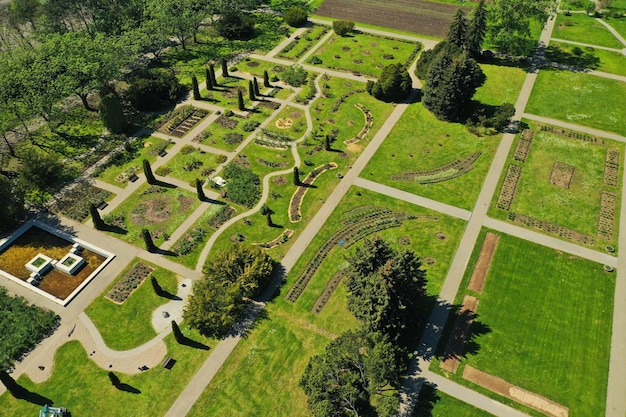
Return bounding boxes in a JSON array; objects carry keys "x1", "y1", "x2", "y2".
[
  {"x1": 463, "y1": 365, "x2": 569, "y2": 417},
  {"x1": 440, "y1": 295, "x2": 479, "y2": 373},
  {"x1": 468, "y1": 232, "x2": 499, "y2": 293},
  {"x1": 315, "y1": 0, "x2": 472, "y2": 38}
]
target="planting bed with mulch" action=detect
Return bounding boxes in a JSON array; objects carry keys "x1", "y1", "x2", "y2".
[
  {"x1": 50, "y1": 182, "x2": 113, "y2": 222},
  {"x1": 289, "y1": 163, "x2": 338, "y2": 222},
  {"x1": 156, "y1": 106, "x2": 209, "y2": 138},
  {"x1": 105, "y1": 262, "x2": 154, "y2": 304}
]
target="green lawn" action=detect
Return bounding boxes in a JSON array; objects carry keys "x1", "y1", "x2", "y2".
[
  {"x1": 186, "y1": 306, "x2": 332, "y2": 417},
  {"x1": 236, "y1": 58, "x2": 289, "y2": 80},
  {"x1": 546, "y1": 42, "x2": 626, "y2": 76},
  {"x1": 310, "y1": 32, "x2": 421, "y2": 77},
  {"x1": 365, "y1": 103, "x2": 500, "y2": 210},
  {"x1": 526, "y1": 68, "x2": 626, "y2": 136},
  {"x1": 604, "y1": 16, "x2": 626, "y2": 40},
  {"x1": 474, "y1": 64, "x2": 527, "y2": 106},
  {"x1": 435, "y1": 231, "x2": 614, "y2": 417},
  {"x1": 104, "y1": 183, "x2": 200, "y2": 247},
  {"x1": 0, "y1": 332, "x2": 215, "y2": 417},
  {"x1": 157, "y1": 145, "x2": 222, "y2": 184},
  {"x1": 85, "y1": 259, "x2": 178, "y2": 350},
  {"x1": 553, "y1": 13, "x2": 624, "y2": 49},
  {"x1": 489, "y1": 120, "x2": 623, "y2": 250},
  {"x1": 413, "y1": 385, "x2": 495, "y2": 417},
  {"x1": 95, "y1": 136, "x2": 172, "y2": 188},
  {"x1": 263, "y1": 105, "x2": 308, "y2": 140},
  {"x1": 199, "y1": 104, "x2": 274, "y2": 152}
]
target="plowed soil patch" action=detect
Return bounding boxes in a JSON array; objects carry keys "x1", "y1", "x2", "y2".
[
  {"x1": 468, "y1": 232, "x2": 499, "y2": 294},
  {"x1": 316, "y1": 0, "x2": 471, "y2": 38}
]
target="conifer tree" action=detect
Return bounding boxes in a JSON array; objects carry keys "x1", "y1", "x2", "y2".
[
  {"x1": 221, "y1": 58, "x2": 228, "y2": 78},
  {"x1": 237, "y1": 89, "x2": 244, "y2": 110},
  {"x1": 209, "y1": 63, "x2": 217, "y2": 86},
  {"x1": 172, "y1": 320, "x2": 184, "y2": 343},
  {"x1": 205, "y1": 67, "x2": 212, "y2": 90},
  {"x1": 293, "y1": 166, "x2": 300, "y2": 186},
  {"x1": 151, "y1": 276, "x2": 163, "y2": 296},
  {"x1": 263, "y1": 70, "x2": 270, "y2": 88},
  {"x1": 466, "y1": 0, "x2": 487, "y2": 59},
  {"x1": 191, "y1": 75, "x2": 201, "y2": 100},
  {"x1": 143, "y1": 159, "x2": 156, "y2": 184},
  {"x1": 446, "y1": 9, "x2": 468, "y2": 49},
  {"x1": 142, "y1": 228, "x2": 157, "y2": 252},
  {"x1": 89, "y1": 203, "x2": 105, "y2": 230},
  {"x1": 248, "y1": 80, "x2": 256, "y2": 101},
  {"x1": 253, "y1": 77, "x2": 260, "y2": 95},
  {"x1": 196, "y1": 178, "x2": 206, "y2": 201},
  {"x1": 108, "y1": 372, "x2": 120, "y2": 387}
]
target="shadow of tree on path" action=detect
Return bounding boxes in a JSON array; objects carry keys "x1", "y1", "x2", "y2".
[{"x1": 0, "y1": 371, "x2": 54, "y2": 406}]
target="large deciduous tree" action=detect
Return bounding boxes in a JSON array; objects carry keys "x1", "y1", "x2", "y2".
[
  {"x1": 0, "y1": 176, "x2": 25, "y2": 233},
  {"x1": 487, "y1": 0, "x2": 557, "y2": 56},
  {"x1": 184, "y1": 245, "x2": 274, "y2": 338}
]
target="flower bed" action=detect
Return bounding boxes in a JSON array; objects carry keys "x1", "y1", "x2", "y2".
[
  {"x1": 289, "y1": 162, "x2": 338, "y2": 222},
  {"x1": 156, "y1": 106, "x2": 209, "y2": 138},
  {"x1": 105, "y1": 262, "x2": 154, "y2": 304},
  {"x1": 254, "y1": 229, "x2": 294, "y2": 249},
  {"x1": 50, "y1": 182, "x2": 113, "y2": 222}
]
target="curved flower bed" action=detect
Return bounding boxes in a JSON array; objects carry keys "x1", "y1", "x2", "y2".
[
  {"x1": 254, "y1": 229, "x2": 294, "y2": 249},
  {"x1": 289, "y1": 162, "x2": 338, "y2": 222},
  {"x1": 344, "y1": 103, "x2": 373, "y2": 145}
]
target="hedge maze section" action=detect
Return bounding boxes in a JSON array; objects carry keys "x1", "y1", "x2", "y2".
[{"x1": 390, "y1": 151, "x2": 482, "y2": 184}]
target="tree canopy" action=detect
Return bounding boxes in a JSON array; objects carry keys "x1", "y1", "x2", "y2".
[
  {"x1": 184, "y1": 245, "x2": 275, "y2": 338},
  {"x1": 367, "y1": 63, "x2": 412, "y2": 103}
]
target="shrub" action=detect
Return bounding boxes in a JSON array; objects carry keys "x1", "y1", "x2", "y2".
[
  {"x1": 333, "y1": 20, "x2": 354, "y2": 36},
  {"x1": 308, "y1": 55, "x2": 322, "y2": 65},
  {"x1": 369, "y1": 63, "x2": 412, "y2": 102},
  {"x1": 223, "y1": 162, "x2": 260, "y2": 207},
  {"x1": 224, "y1": 132, "x2": 244, "y2": 144},
  {"x1": 284, "y1": 7, "x2": 308, "y2": 27},
  {"x1": 180, "y1": 144, "x2": 196, "y2": 155},
  {"x1": 125, "y1": 68, "x2": 184, "y2": 111},
  {"x1": 242, "y1": 120, "x2": 260, "y2": 132},
  {"x1": 154, "y1": 166, "x2": 172, "y2": 176},
  {"x1": 99, "y1": 92, "x2": 127, "y2": 134},
  {"x1": 281, "y1": 65, "x2": 309, "y2": 87},
  {"x1": 216, "y1": 155, "x2": 228, "y2": 164},
  {"x1": 215, "y1": 11, "x2": 255, "y2": 40}
]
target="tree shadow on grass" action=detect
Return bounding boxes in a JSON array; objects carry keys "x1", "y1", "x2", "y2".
[
  {"x1": 0, "y1": 372, "x2": 54, "y2": 406},
  {"x1": 151, "y1": 247, "x2": 178, "y2": 257},
  {"x1": 115, "y1": 383, "x2": 141, "y2": 394},
  {"x1": 545, "y1": 45, "x2": 600, "y2": 71},
  {"x1": 200, "y1": 196, "x2": 226, "y2": 205},
  {"x1": 99, "y1": 223, "x2": 128, "y2": 235},
  {"x1": 434, "y1": 304, "x2": 491, "y2": 362},
  {"x1": 178, "y1": 335, "x2": 211, "y2": 350},
  {"x1": 150, "y1": 179, "x2": 177, "y2": 189},
  {"x1": 412, "y1": 383, "x2": 440, "y2": 417}
]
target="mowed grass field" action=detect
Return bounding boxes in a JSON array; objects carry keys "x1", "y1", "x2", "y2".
[
  {"x1": 438, "y1": 231, "x2": 614, "y2": 417},
  {"x1": 364, "y1": 103, "x2": 500, "y2": 210},
  {"x1": 412, "y1": 385, "x2": 495, "y2": 417},
  {"x1": 526, "y1": 68, "x2": 626, "y2": 136},
  {"x1": 315, "y1": 0, "x2": 471, "y2": 38},
  {"x1": 552, "y1": 13, "x2": 624, "y2": 49}
]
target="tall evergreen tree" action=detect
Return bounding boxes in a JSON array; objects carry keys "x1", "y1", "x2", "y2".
[
  {"x1": 221, "y1": 58, "x2": 229, "y2": 78},
  {"x1": 447, "y1": 9, "x2": 468, "y2": 48},
  {"x1": 151, "y1": 276, "x2": 163, "y2": 296},
  {"x1": 466, "y1": 0, "x2": 488, "y2": 59},
  {"x1": 191, "y1": 75, "x2": 201, "y2": 100},
  {"x1": 171, "y1": 320, "x2": 184, "y2": 343},
  {"x1": 237, "y1": 89, "x2": 244, "y2": 110},
  {"x1": 263, "y1": 70, "x2": 270, "y2": 88},
  {"x1": 248, "y1": 80, "x2": 256, "y2": 101},
  {"x1": 195, "y1": 178, "x2": 206, "y2": 201},
  {"x1": 142, "y1": 228, "x2": 157, "y2": 252},
  {"x1": 205, "y1": 67, "x2": 213, "y2": 90},
  {"x1": 143, "y1": 159, "x2": 156, "y2": 184},
  {"x1": 293, "y1": 166, "x2": 300, "y2": 186},
  {"x1": 253, "y1": 77, "x2": 260, "y2": 95},
  {"x1": 89, "y1": 203, "x2": 105, "y2": 230},
  {"x1": 108, "y1": 371, "x2": 120, "y2": 387},
  {"x1": 209, "y1": 63, "x2": 217, "y2": 86}
]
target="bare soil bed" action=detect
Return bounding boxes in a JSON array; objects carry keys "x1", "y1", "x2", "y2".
[
  {"x1": 316, "y1": 0, "x2": 471, "y2": 38},
  {"x1": 468, "y1": 232, "x2": 499, "y2": 294}
]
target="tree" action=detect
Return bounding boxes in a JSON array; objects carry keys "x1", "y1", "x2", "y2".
[
  {"x1": 415, "y1": 41, "x2": 459, "y2": 80},
  {"x1": 266, "y1": 212, "x2": 273, "y2": 227},
  {"x1": 367, "y1": 63, "x2": 412, "y2": 102},
  {"x1": 192, "y1": 75, "x2": 201, "y2": 100},
  {"x1": 0, "y1": 288, "x2": 59, "y2": 373},
  {"x1": 99, "y1": 91, "x2": 127, "y2": 134},
  {"x1": 466, "y1": 0, "x2": 487, "y2": 59},
  {"x1": 143, "y1": 159, "x2": 156, "y2": 184},
  {"x1": 300, "y1": 330, "x2": 404, "y2": 417},
  {"x1": 237, "y1": 89, "x2": 245, "y2": 111},
  {"x1": 253, "y1": 77, "x2": 260, "y2": 96},
  {"x1": 205, "y1": 67, "x2": 213, "y2": 90},
  {"x1": 195, "y1": 178, "x2": 206, "y2": 201},
  {"x1": 89, "y1": 203, "x2": 105, "y2": 230},
  {"x1": 214, "y1": 6, "x2": 255, "y2": 40},
  {"x1": 345, "y1": 237, "x2": 427, "y2": 345},
  {"x1": 108, "y1": 371, "x2": 120, "y2": 387},
  {"x1": 184, "y1": 245, "x2": 275, "y2": 337},
  {"x1": 293, "y1": 166, "x2": 300, "y2": 185},
  {"x1": 284, "y1": 7, "x2": 308, "y2": 27},
  {"x1": 171, "y1": 320, "x2": 184, "y2": 343},
  {"x1": 423, "y1": 50, "x2": 485, "y2": 122},
  {"x1": 263, "y1": 70, "x2": 271, "y2": 88},
  {"x1": 142, "y1": 228, "x2": 157, "y2": 252},
  {"x1": 8, "y1": 0, "x2": 41, "y2": 31},
  {"x1": 145, "y1": 0, "x2": 209, "y2": 49},
  {"x1": 333, "y1": 20, "x2": 354, "y2": 37},
  {"x1": 248, "y1": 80, "x2": 256, "y2": 101},
  {"x1": 446, "y1": 9, "x2": 467, "y2": 48},
  {"x1": 324, "y1": 134, "x2": 331, "y2": 151},
  {"x1": 151, "y1": 276, "x2": 163, "y2": 296},
  {"x1": 221, "y1": 58, "x2": 229, "y2": 78},
  {"x1": 125, "y1": 68, "x2": 184, "y2": 111},
  {"x1": 487, "y1": 0, "x2": 557, "y2": 56},
  {"x1": 0, "y1": 176, "x2": 24, "y2": 233},
  {"x1": 17, "y1": 146, "x2": 64, "y2": 193},
  {"x1": 209, "y1": 64, "x2": 218, "y2": 86}
]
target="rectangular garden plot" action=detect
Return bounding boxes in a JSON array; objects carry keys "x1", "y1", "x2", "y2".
[
  {"x1": 156, "y1": 106, "x2": 209, "y2": 138},
  {"x1": 490, "y1": 121, "x2": 624, "y2": 251}
]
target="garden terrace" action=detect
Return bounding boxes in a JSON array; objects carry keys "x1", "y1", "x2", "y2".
[
  {"x1": 490, "y1": 121, "x2": 624, "y2": 250},
  {"x1": 390, "y1": 151, "x2": 482, "y2": 184},
  {"x1": 50, "y1": 181, "x2": 113, "y2": 222},
  {"x1": 289, "y1": 163, "x2": 338, "y2": 222},
  {"x1": 104, "y1": 184, "x2": 200, "y2": 246},
  {"x1": 277, "y1": 25, "x2": 330, "y2": 61},
  {"x1": 309, "y1": 32, "x2": 421, "y2": 77},
  {"x1": 94, "y1": 136, "x2": 172, "y2": 188},
  {"x1": 156, "y1": 106, "x2": 209, "y2": 138}
]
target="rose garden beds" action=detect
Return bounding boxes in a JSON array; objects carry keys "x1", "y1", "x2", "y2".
[{"x1": 105, "y1": 262, "x2": 154, "y2": 304}]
